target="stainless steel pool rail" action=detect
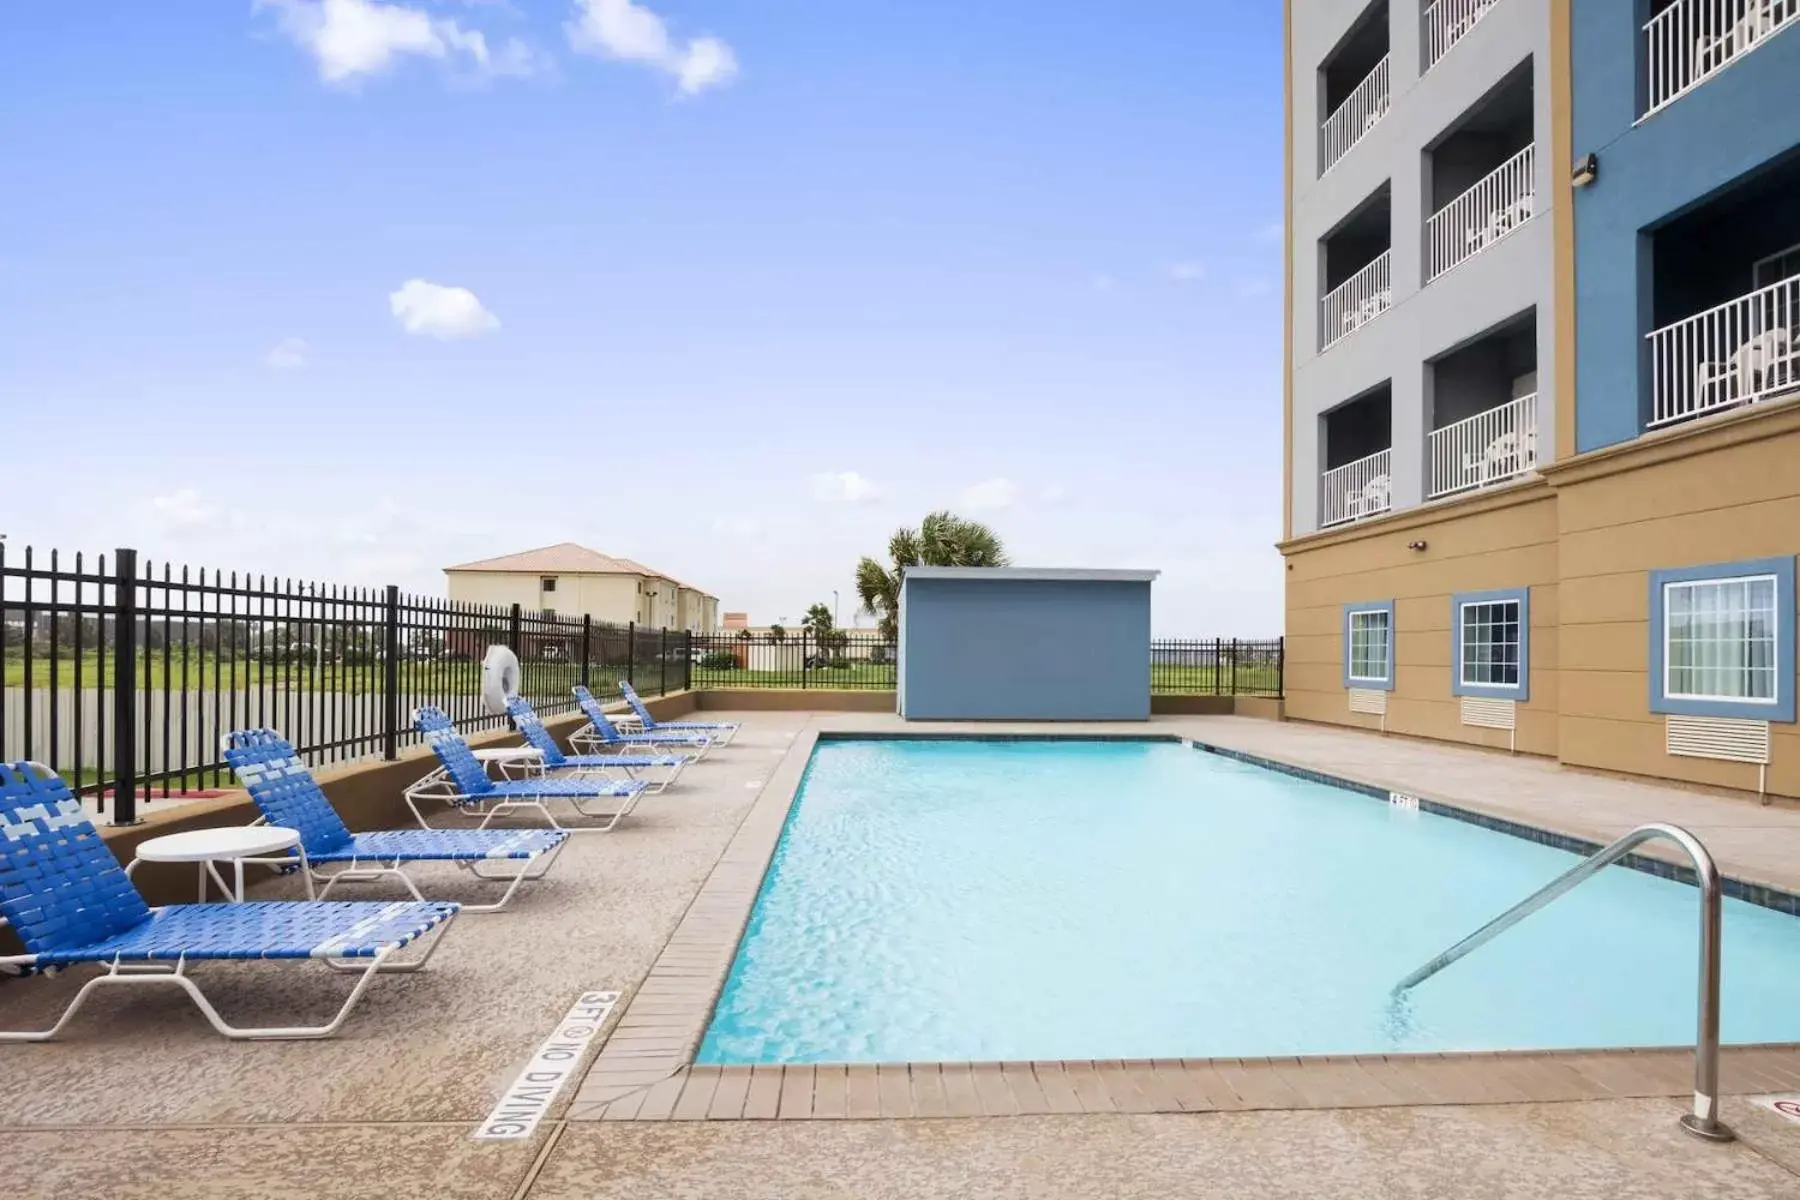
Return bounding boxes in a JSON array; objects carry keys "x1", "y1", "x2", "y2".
[{"x1": 1393, "y1": 823, "x2": 1732, "y2": 1143}]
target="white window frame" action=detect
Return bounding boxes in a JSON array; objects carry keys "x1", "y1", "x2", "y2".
[
  {"x1": 1752, "y1": 240, "x2": 1800, "y2": 290},
  {"x1": 1458, "y1": 598, "x2": 1523, "y2": 689},
  {"x1": 1661, "y1": 572, "x2": 1781, "y2": 706},
  {"x1": 1347, "y1": 607, "x2": 1392, "y2": 684}
]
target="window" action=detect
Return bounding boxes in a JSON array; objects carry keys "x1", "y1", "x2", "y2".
[
  {"x1": 1664, "y1": 576, "x2": 1777, "y2": 702},
  {"x1": 1451, "y1": 587, "x2": 1530, "y2": 700},
  {"x1": 540, "y1": 577, "x2": 557, "y2": 593},
  {"x1": 1650, "y1": 557, "x2": 1796, "y2": 722},
  {"x1": 1342, "y1": 600, "x2": 1395, "y2": 690},
  {"x1": 1753, "y1": 242, "x2": 1800, "y2": 290}
]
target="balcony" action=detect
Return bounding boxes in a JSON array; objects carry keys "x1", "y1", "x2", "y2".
[
  {"x1": 1322, "y1": 251, "x2": 1393, "y2": 348},
  {"x1": 1645, "y1": 149, "x2": 1800, "y2": 429},
  {"x1": 1428, "y1": 394, "x2": 1539, "y2": 497},
  {"x1": 1423, "y1": 0, "x2": 1502, "y2": 72},
  {"x1": 1323, "y1": 449, "x2": 1394, "y2": 526},
  {"x1": 1644, "y1": 0, "x2": 1800, "y2": 117},
  {"x1": 1649, "y1": 276, "x2": 1799, "y2": 426},
  {"x1": 1320, "y1": 384, "x2": 1393, "y2": 527},
  {"x1": 1427, "y1": 144, "x2": 1535, "y2": 281},
  {"x1": 1321, "y1": 56, "x2": 1392, "y2": 173}
]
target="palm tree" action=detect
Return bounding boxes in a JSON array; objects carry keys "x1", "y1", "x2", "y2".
[{"x1": 855, "y1": 510, "x2": 1008, "y2": 641}]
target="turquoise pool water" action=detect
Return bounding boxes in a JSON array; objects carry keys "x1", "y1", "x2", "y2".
[{"x1": 697, "y1": 738, "x2": 1800, "y2": 1065}]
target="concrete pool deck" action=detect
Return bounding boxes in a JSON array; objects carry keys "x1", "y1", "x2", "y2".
[{"x1": 6, "y1": 710, "x2": 1800, "y2": 1197}]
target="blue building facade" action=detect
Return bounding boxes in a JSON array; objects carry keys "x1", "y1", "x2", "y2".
[
  {"x1": 1571, "y1": 0, "x2": 1800, "y2": 451},
  {"x1": 897, "y1": 568, "x2": 1157, "y2": 721}
]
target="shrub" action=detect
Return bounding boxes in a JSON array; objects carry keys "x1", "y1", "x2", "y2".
[{"x1": 698, "y1": 650, "x2": 737, "y2": 670}]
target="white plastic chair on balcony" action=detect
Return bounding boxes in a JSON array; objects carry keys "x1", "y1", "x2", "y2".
[
  {"x1": 1342, "y1": 290, "x2": 1392, "y2": 336},
  {"x1": 1466, "y1": 195, "x2": 1533, "y2": 252},
  {"x1": 1694, "y1": 326, "x2": 1794, "y2": 409},
  {"x1": 1463, "y1": 427, "x2": 1537, "y2": 484},
  {"x1": 1344, "y1": 474, "x2": 1391, "y2": 521},
  {"x1": 1697, "y1": 2, "x2": 1787, "y2": 76}
]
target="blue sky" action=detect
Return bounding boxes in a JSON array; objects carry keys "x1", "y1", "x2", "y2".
[{"x1": 0, "y1": 0, "x2": 1284, "y2": 634}]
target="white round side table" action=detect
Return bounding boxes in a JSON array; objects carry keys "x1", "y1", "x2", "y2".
[{"x1": 128, "y1": 826, "x2": 312, "y2": 902}]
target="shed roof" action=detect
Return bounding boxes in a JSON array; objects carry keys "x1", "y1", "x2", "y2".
[{"x1": 903, "y1": 567, "x2": 1160, "y2": 583}]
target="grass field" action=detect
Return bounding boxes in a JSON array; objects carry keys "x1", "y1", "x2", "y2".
[
  {"x1": 2, "y1": 652, "x2": 674, "y2": 695},
  {"x1": 687, "y1": 662, "x2": 1280, "y2": 694}
]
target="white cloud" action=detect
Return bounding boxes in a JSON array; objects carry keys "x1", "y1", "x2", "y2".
[
  {"x1": 388, "y1": 279, "x2": 500, "y2": 339},
  {"x1": 812, "y1": 471, "x2": 881, "y2": 505},
  {"x1": 148, "y1": 488, "x2": 217, "y2": 530},
  {"x1": 566, "y1": 0, "x2": 738, "y2": 95},
  {"x1": 264, "y1": 337, "x2": 309, "y2": 370},
  {"x1": 1164, "y1": 261, "x2": 1205, "y2": 283},
  {"x1": 256, "y1": 0, "x2": 532, "y2": 85},
  {"x1": 959, "y1": 478, "x2": 1021, "y2": 512}
]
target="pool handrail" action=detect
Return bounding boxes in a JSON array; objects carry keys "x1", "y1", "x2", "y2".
[{"x1": 1393, "y1": 822, "x2": 1731, "y2": 1143}]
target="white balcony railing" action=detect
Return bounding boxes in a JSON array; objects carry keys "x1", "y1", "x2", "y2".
[
  {"x1": 1423, "y1": 0, "x2": 1501, "y2": 71},
  {"x1": 1425, "y1": 143, "x2": 1535, "y2": 282},
  {"x1": 1427, "y1": 393, "x2": 1540, "y2": 499},
  {"x1": 1645, "y1": 0, "x2": 1800, "y2": 117},
  {"x1": 1320, "y1": 56, "x2": 1390, "y2": 173},
  {"x1": 1648, "y1": 275, "x2": 1800, "y2": 427},
  {"x1": 1321, "y1": 250, "x2": 1392, "y2": 350},
  {"x1": 1321, "y1": 448, "x2": 1393, "y2": 527}
]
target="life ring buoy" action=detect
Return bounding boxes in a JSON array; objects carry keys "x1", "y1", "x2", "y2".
[{"x1": 481, "y1": 644, "x2": 521, "y2": 715}]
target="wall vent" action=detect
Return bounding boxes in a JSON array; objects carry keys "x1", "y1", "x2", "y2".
[
  {"x1": 1460, "y1": 696, "x2": 1516, "y2": 730},
  {"x1": 1666, "y1": 715, "x2": 1770, "y2": 765},
  {"x1": 1461, "y1": 695, "x2": 1517, "y2": 751},
  {"x1": 1348, "y1": 688, "x2": 1388, "y2": 716}
]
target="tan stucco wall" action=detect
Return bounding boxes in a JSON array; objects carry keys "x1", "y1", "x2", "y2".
[
  {"x1": 1548, "y1": 403, "x2": 1800, "y2": 798},
  {"x1": 1280, "y1": 399, "x2": 1800, "y2": 799},
  {"x1": 1282, "y1": 482, "x2": 1561, "y2": 756},
  {"x1": 444, "y1": 570, "x2": 642, "y2": 626}
]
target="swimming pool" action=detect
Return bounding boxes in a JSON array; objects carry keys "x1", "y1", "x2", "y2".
[{"x1": 697, "y1": 737, "x2": 1800, "y2": 1065}]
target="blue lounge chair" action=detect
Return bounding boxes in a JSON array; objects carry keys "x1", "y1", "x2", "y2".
[
  {"x1": 406, "y1": 707, "x2": 653, "y2": 833},
  {"x1": 0, "y1": 761, "x2": 457, "y2": 1042},
  {"x1": 503, "y1": 697, "x2": 691, "y2": 793},
  {"x1": 616, "y1": 680, "x2": 741, "y2": 746},
  {"x1": 570, "y1": 686, "x2": 715, "y2": 759},
  {"x1": 225, "y1": 729, "x2": 568, "y2": 913}
]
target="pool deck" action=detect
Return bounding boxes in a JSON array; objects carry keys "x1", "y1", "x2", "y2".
[{"x1": 7, "y1": 710, "x2": 1800, "y2": 1198}]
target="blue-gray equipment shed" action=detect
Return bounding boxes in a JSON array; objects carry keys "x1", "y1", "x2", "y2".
[{"x1": 897, "y1": 567, "x2": 1160, "y2": 721}]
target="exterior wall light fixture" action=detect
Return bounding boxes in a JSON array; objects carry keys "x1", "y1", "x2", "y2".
[{"x1": 1571, "y1": 153, "x2": 1598, "y2": 188}]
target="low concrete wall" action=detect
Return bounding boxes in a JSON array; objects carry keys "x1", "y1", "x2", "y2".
[
  {"x1": 695, "y1": 689, "x2": 897, "y2": 713},
  {"x1": 93, "y1": 712, "x2": 590, "y2": 908},
  {"x1": 1150, "y1": 696, "x2": 1236, "y2": 716},
  {"x1": 1234, "y1": 697, "x2": 1286, "y2": 721}
]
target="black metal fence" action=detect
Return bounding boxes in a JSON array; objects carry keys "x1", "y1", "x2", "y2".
[
  {"x1": 0, "y1": 545, "x2": 688, "y2": 824},
  {"x1": 1149, "y1": 637, "x2": 1283, "y2": 697},
  {"x1": 692, "y1": 630, "x2": 1284, "y2": 697}
]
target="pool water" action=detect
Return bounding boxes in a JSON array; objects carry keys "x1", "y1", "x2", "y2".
[{"x1": 697, "y1": 738, "x2": 1800, "y2": 1065}]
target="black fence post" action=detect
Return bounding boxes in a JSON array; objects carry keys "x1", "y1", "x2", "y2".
[
  {"x1": 683, "y1": 628, "x2": 693, "y2": 692},
  {"x1": 508, "y1": 603, "x2": 522, "y2": 653},
  {"x1": 658, "y1": 627, "x2": 668, "y2": 696},
  {"x1": 381, "y1": 585, "x2": 400, "y2": 760},
  {"x1": 1213, "y1": 637, "x2": 1223, "y2": 696},
  {"x1": 800, "y1": 628, "x2": 809, "y2": 690},
  {"x1": 580, "y1": 614, "x2": 592, "y2": 688},
  {"x1": 1277, "y1": 637, "x2": 1286, "y2": 699},
  {"x1": 111, "y1": 548, "x2": 139, "y2": 825},
  {"x1": 626, "y1": 621, "x2": 636, "y2": 687},
  {"x1": 1230, "y1": 637, "x2": 1239, "y2": 696}
]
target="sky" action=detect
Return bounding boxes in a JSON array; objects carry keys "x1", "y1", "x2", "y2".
[{"x1": 0, "y1": 0, "x2": 1286, "y2": 635}]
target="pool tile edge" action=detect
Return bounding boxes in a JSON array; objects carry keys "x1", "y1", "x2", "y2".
[
  {"x1": 566, "y1": 1045, "x2": 1800, "y2": 1121},
  {"x1": 568, "y1": 726, "x2": 823, "y2": 1114},
  {"x1": 1190, "y1": 740, "x2": 1800, "y2": 916}
]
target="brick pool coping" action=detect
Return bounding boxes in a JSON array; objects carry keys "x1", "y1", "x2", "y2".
[{"x1": 567, "y1": 722, "x2": 1800, "y2": 1122}]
